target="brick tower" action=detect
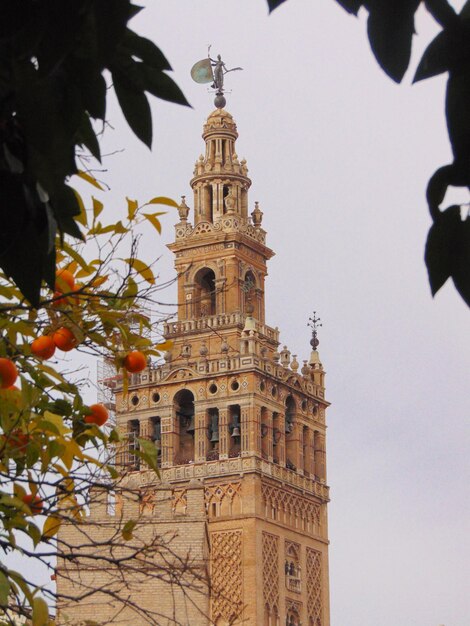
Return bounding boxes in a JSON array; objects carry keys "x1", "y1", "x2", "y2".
[{"x1": 57, "y1": 107, "x2": 331, "y2": 626}]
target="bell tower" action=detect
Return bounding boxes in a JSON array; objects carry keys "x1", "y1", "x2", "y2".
[{"x1": 57, "y1": 106, "x2": 331, "y2": 626}]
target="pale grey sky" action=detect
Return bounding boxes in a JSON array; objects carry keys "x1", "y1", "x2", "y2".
[{"x1": 83, "y1": 1, "x2": 469, "y2": 624}]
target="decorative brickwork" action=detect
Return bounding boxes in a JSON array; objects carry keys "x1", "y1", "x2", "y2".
[
  {"x1": 262, "y1": 483, "x2": 321, "y2": 533},
  {"x1": 172, "y1": 488, "x2": 187, "y2": 514},
  {"x1": 306, "y1": 548, "x2": 323, "y2": 625},
  {"x1": 262, "y1": 532, "x2": 279, "y2": 612},
  {"x1": 211, "y1": 530, "x2": 243, "y2": 623},
  {"x1": 205, "y1": 482, "x2": 241, "y2": 517}
]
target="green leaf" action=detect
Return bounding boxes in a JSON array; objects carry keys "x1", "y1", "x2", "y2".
[
  {"x1": 113, "y1": 74, "x2": 152, "y2": 148},
  {"x1": 0, "y1": 569, "x2": 10, "y2": 606},
  {"x1": 136, "y1": 437, "x2": 159, "y2": 472},
  {"x1": 32, "y1": 596, "x2": 49, "y2": 626},
  {"x1": 122, "y1": 519, "x2": 137, "y2": 541}
]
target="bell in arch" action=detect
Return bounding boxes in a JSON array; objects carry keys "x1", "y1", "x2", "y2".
[
  {"x1": 186, "y1": 413, "x2": 195, "y2": 435},
  {"x1": 230, "y1": 412, "x2": 241, "y2": 438}
]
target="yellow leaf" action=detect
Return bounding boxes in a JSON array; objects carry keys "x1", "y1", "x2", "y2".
[
  {"x1": 76, "y1": 169, "x2": 103, "y2": 190},
  {"x1": 127, "y1": 197, "x2": 139, "y2": 220},
  {"x1": 155, "y1": 340, "x2": 173, "y2": 352},
  {"x1": 61, "y1": 242, "x2": 92, "y2": 273},
  {"x1": 125, "y1": 258, "x2": 155, "y2": 285},
  {"x1": 43, "y1": 411, "x2": 69, "y2": 436},
  {"x1": 42, "y1": 516, "x2": 61, "y2": 539},
  {"x1": 92, "y1": 197, "x2": 104, "y2": 220},
  {"x1": 146, "y1": 196, "x2": 178, "y2": 208},
  {"x1": 73, "y1": 189, "x2": 88, "y2": 227},
  {"x1": 143, "y1": 212, "x2": 165, "y2": 234},
  {"x1": 32, "y1": 596, "x2": 49, "y2": 626}
]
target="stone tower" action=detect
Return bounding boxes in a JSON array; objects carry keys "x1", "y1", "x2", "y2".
[{"x1": 57, "y1": 108, "x2": 331, "y2": 626}]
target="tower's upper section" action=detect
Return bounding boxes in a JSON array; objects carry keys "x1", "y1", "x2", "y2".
[{"x1": 172, "y1": 109, "x2": 266, "y2": 248}]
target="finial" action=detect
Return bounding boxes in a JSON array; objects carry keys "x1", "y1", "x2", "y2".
[
  {"x1": 191, "y1": 48, "x2": 243, "y2": 109},
  {"x1": 178, "y1": 195, "x2": 190, "y2": 222},
  {"x1": 308, "y1": 311, "x2": 322, "y2": 351},
  {"x1": 251, "y1": 201, "x2": 263, "y2": 227}
]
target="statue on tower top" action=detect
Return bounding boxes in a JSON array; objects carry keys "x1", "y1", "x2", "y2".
[{"x1": 191, "y1": 47, "x2": 243, "y2": 109}]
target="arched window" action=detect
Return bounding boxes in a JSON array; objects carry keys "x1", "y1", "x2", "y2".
[
  {"x1": 127, "y1": 419, "x2": 140, "y2": 470},
  {"x1": 261, "y1": 406, "x2": 270, "y2": 460},
  {"x1": 285, "y1": 543, "x2": 301, "y2": 593},
  {"x1": 285, "y1": 396, "x2": 297, "y2": 471},
  {"x1": 174, "y1": 389, "x2": 195, "y2": 465},
  {"x1": 194, "y1": 268, "x2": 216, "y2": 317},
  {"x1": 243, "y1": 270, "x2": 257, "y2": 317},
  {"x1": 228, "y1": 404, "x2": 241, "y2": 458}
]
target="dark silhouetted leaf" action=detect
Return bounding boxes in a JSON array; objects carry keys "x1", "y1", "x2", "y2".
[
  {"x1": 414, "y1": 31, "x2": 450, "y2": 82},
  {"x1": 367, "y1": 3, "x2": 418, "y2": 82},
  {"x1": 446, "y1": 70, "x2": 470, "y2": 164},
  {"x1": 83, "y1": 74, "x2": 107, "y2": 120},
  {"x1": 266, "y1": 0, "x2": 287, "y2": 11},
  {"x1": 123, "y1": 30, "x2": 171, "y2": 70},
  {"x1": 451, "y1": 214, "x2": 470, "y2": 306},
  {"x1": 425, "y1": 204, "x2": 470, "y2": 307},
  {"x1": 335, "y1": 0, "x2": 363, "y2": 15},
  {"x1": 113, "y1": 74, "x2": 152, "y2": 148},
  {"x1": 141, "y1": 66, "x2": 190, "y2": 107},
  {"x1": 93, "y1": 0, "x2": 130, "y2": 66},
  {"x1": 77, "y1": 113, "x2": 101, "y2": 161}
]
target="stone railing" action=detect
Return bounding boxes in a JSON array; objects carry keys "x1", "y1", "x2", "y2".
[
  {"x1": 130, "y1": 455, "x2": 329, "y2": 501},
  {"x1": 164, "y1": 312, "x2": 244, "y2": 336}
]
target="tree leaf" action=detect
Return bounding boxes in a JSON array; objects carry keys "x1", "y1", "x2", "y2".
[
  {"x1": 42, "y1": 515, "x2": 62, "y2": 539},
  {"x1": 414, "y1": 30, "x2": 449, "y2": 82},
  {"x1": 127, "y1": 197, "x2": 139, "y2": 220},
  {"x1": 76, "y1": 170, "x2": 103, "y2": 190},
  {"x1": 113, "y1": 74, "x2": 152, "y2": 148},
  {"x1": 125, "y1": 258, "x2": 155, "y2": 285},
  {"x1": 139, "y1": 66, "x2": 190, "y2": 107},
  {"x1": 92, "y1": 197, "x2": 104, "y2": 221},
  {"x1": 73, "y1": 189, "x2": 88, "y2": 227},
  {"x1": 334, "y1": 0, "x2": 363, "y2": 15},
  {"x1": 122, "y1": 519, "x2": 137, "y2": 541},
  {"x1": 266, "y1": 0, "x2": 288, "y2": 11},
  {"x1": 425, "y1": 205, "x2": 460, "y2": 296},
  {"x1": 147, "y1": 196, "x2": 178, "y2": 208},
  {"x1": 123, "y1": 30, "x2": 172, "y2": 70},
  {"x1": 32, "y1": 596, "x2": 49, "y2": 626},
  {"x1": 0, "y1": 569, "x2": 10, "y2": 606},
  {"x1": 143, "y1": 212, "x2": 164, "y2": 234},
  {"x1": 367, "y1": 4, "x2": 416, "y2": 82}
]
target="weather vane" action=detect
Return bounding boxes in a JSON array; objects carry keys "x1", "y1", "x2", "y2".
[
  {"x1": 308, "y1": 311, "x2": 322, "y2": 351},
  {"x1": 191, "y1": 45, "x2": 243, "y2": 109}
]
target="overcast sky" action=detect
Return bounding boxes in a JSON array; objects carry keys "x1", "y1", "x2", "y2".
[{"x1": 78, "y1": 2, "x2": 470, "y2": 625}]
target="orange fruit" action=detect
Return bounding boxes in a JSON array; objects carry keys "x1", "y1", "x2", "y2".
[
  {"x1": 55, "y1": 268, "x2": 75, "y2": 292},
  {"x1": 31, "y1": 335, "x2": 55, "y2": 359},
  {"x1": 23, "y1": 493, "x2": 43, "y2": 515},
  {"x1": 123, "y1": 350, "x2": 147, "y2": 373},
  {"x1": 84, "y1": 403, "x2": 109, "y2": 426},
  {"x1": 0, "y1": 358, "x2": 18, "y2": 388},
  {"x1": 53, "y1": 327, "x2": 78, "y2": 352}
]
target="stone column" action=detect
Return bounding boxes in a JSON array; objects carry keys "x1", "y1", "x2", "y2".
[
  {"x1": 219, "y1": 408, "x2": 229, "y2": 459},
  {"x1": 160, "y1": 405, "x2": 173, "y2": 468},
  {"x1": 240, "y1": 404, "x2": 250, "y2": 456},
  {"x1": 195, "y1": 409, "x2": 207, "y2": 462},
  {"x1": 314, "y1": 430, "x2": 326, "y2": 481}
]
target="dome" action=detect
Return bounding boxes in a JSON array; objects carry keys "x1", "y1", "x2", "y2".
[{"x1": 203, "y1": 108, "x2": 238, "y2": 139}]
